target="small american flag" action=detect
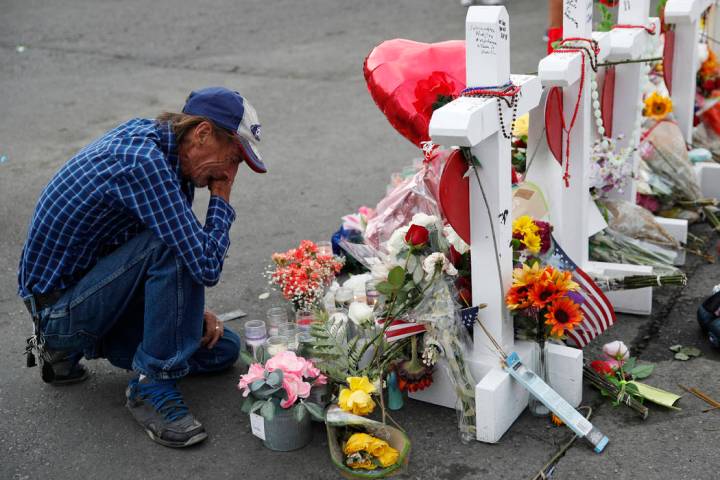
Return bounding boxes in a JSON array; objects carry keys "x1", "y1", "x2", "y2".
[
  {"x1": 379, "y1": 318, "x2": 426, "y2": 342},
  {"x1": 550, "y1": 237, "x2": 617, "y2": 348}
]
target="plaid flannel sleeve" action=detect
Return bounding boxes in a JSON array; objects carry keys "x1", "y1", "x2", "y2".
[{"x1": 105, "y1": 138, "x2": 236, "y2": 286}]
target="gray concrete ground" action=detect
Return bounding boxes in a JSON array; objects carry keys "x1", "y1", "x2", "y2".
[{"x1": 1, "y1": 0, "x2": 718, "y2": 479}]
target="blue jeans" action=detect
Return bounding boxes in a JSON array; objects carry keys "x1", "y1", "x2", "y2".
[{"x1": 37, "y1": 230, "x2": 240, "y2": 380}]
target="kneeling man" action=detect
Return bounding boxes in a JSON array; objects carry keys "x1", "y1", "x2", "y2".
[{"x1": 18, "y1": 87, "x2": 265, "y2": 448}]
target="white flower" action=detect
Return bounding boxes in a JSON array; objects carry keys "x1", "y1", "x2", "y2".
[
  {"x1": 348, "y1": 301, "x2": 374, "y2": 326},
  {"x1": 602, "y1": 341, "x2": 629, "y2": 361},
  {"x1": 422, "y1": 252, "x2": 458, "y2": 279},
  {"x1": 386, "y1": 225, "x2": 410, "y2": 258},
  {"x1": 443, "y1": 225, "x2": 470, "y2": 254},
  {"x1": 410, "y1": 212, "x2": 438, "y2": 228}
]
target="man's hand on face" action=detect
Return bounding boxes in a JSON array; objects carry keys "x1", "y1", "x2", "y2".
[
  {"x1": 208, "y1": 160, "x2": 240, "y2": 203},
  {"x1": 201, "y1": 310, "x2": 224, "y2": 349}
]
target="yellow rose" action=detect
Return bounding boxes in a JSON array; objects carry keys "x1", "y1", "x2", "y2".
[
  {"x1": 338, "y1": 388, "x2": 376, "y2": 416},
  {"x1": 338, "y1": 376, "x2": 377, "y2": 416},
  {"x1": 377, "y1": 446, "x2": 400, "y2": 467},
  {"x1": 347, "y1": 376, "x2": 376, "y2": 394},
  {"x1": 522, "y1": 232, "x2": 541, "y2": 254},
  {"x1": 344, "y1": 433, "x2": 373, "y2": 455}
]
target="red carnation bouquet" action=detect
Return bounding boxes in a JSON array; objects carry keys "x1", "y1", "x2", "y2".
[{"x1": 268, "y1": 240, "x2": 344, "y2": 311}]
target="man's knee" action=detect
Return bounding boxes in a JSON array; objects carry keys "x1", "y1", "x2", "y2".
[{"x1": 216, "y1": 328, "x2": 241, "y2": 366}]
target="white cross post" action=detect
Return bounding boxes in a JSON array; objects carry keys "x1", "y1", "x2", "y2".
[
  {"x1": 672, "y1": 0, "x2": 720, "y2": 200},
  {"x1": 605, "y1": 1, "x2": 688, "y2": 265},
  {"x1": 665, "y1": 0, "x2": 715, "y2": 141},
  {"x1": 409, "y1": 6, "x2": 582, "y2": 444},
  {"x1": 532, "y1": 0, "x2": 654, "y2": 315}
]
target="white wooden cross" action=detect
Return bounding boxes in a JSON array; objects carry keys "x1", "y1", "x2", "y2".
[
  {"x1": 669, "y1": 0, "x2": 720, "y2": 200},
  {"x1": 410, "y1": 6, "x2": 582, "y2": 444},
  {"x1": 665, "y1": 0, "x2": 715, "y2": 142},
  {"x1": 605, "y1": 1, "x2": 688, "y2": 265},
  {"x1": 531, "y1": 0, "x2": 655, "y2": 315}
]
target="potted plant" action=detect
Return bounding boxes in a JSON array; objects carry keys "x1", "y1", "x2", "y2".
[{"x1": 238, "y1": 351, "x2": 327, "y2": 451}]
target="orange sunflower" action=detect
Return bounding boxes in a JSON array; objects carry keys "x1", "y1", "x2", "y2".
[
  {"x1": 544, "y1": 297, "x2": 584, "y2": 338},
  {"x1": 506, "y1": 285, "x2": 532, "y2": 310},
  {"x1": 546, "y1": 268, "x2": 579, "y2": 294},
  {"x1": 528, "y1": 280, "x2": 562, "y2": 308}
]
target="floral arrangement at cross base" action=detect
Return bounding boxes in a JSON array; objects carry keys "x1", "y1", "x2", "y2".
[
  {"x1": 266, "y1": 240, "x2": 344, "y2": 311},
  {"x1": 238, "y1": 350, "x2": 327, "y2": 430}
]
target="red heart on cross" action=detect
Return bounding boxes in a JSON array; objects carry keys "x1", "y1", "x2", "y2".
[{"x1": 364, "y1": 39, "x2": 466, "y2": 148}]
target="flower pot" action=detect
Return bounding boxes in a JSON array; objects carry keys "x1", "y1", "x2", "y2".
[{"x1": 261, "y1": 406, "x2": 313, "y2": 451}]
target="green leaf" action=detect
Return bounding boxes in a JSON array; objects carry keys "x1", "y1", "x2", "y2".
[
  {"x1": 376, "y1": 281, "x2": 395, "y2": 295},
  {"x1": 241, "y1": 396, "x2": 254, "y2": 414},
  {"x1": 674, "y1": 352, "x2": 690, "y2": 361},
  {"x1": 304, "y1": 402, "x2": 325, "y2": 422},
  {"x1": 624, "y1": 382, "x2": 640, "y2": 397},
  {"x1": 266, "y1": 370, "x2": 283, "y2": 388},
  {"x1": 630, "y1": 364, "x2": 655, "y2": 380},
  {"x1": 261, "y1": 400, "x2": 276, "y2": 421},
  {"x1": 623, "y1": 357, "x2": 636, "y2": 372},
  {"x1": 388, "y1": 266, "x2": 406, "y2": 287},
  {"x1": 239, "y1": 350, "x2": 255, "y2": 366},
  {"x1": 679, "y1": 346, "x2": 702, "y2": 358},
  {"x1": 293, "y1": 403, "x2": 307, "y2": 422},
  {"x1": 250, "y1": 379, "x2": 266, "y2": 392},
  {"x1": 669, "y1": 344, "x2": 683, "y2": 352},
  {"x1": 250, "y1": 400, "x2": 265, "y2": 414}
]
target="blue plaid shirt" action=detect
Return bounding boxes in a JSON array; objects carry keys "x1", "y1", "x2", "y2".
[{"x1": 18, "y1": 118, "x2": 236, "y2": 296}]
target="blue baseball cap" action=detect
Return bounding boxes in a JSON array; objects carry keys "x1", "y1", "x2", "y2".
[{"x1": 182, "y1": 86, "x2": 266, "y2": 173}]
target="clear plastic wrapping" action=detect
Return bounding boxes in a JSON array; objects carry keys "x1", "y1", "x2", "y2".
[{"x1": 598, "y1": 199, "x2": 680, "y2": 250}]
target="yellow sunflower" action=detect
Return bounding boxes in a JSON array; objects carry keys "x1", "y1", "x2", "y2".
[
  {"x1": 511, "y1": 262, "x2": 542, "y2": 288},
  {"x1": 643, "y1": 92, "x2": 673, "y2": 121},
  {"x1": 512, "y1": 215, "x2": 539, "y2": 237},
  {"x1": 522, "y1": 232, "x2": 542, "y2": 254}
]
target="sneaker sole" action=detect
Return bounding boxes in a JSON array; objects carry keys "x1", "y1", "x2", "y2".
[
  {"x1": 145, "y1": 429, "x2": 208, "y2": 448},
  {"x1": 50, "y1": 368, "x2": 90, "y2": 386}
]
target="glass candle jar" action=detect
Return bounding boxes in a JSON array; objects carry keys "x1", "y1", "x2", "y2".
[
  {"x1": 243, "y1": 319, "x2": 267, "y2": 361},
  {"x1": 266, "y1": 306, "x2": 289, "y2": 337},
  {"x1": 266, "y1": 335, "x2": 289, "y2": 356},
  {"x1": 295, "y1": 310, "x2": 316, "y2": 332},
  {"x1": 316, "y1": 240, "x2": 333, "y2": 257},
  {"x1": 277, "y1": 322, "x2": 299, "y2": 351},
  {"x1": 365, "y1": 279, "x2": 380, "y2": 307},
  {"x1": 295, "y1": 331, "x2": 315, "y2": 359}
]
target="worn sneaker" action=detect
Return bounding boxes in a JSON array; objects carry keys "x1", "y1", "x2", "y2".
[
  {"x1": 125, "y1": 377, "x2": 207, "y2": 448},
  {"x1": 41, "y1": 349, "x2": 89, "y2": 385}
]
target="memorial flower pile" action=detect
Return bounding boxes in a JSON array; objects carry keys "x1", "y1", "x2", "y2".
[{"x1": 267, "y1": 240, "x2": 344, "y2": 311}]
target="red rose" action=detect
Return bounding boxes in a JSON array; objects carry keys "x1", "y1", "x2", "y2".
[
  {"x1": 599, "y1": 0, "x2": 619, "y2": 6},
  {"x1": 590, "y1": 360, "x2": 614, "y2": 376},
  {"x1": 405, "y1": 224, "x2": 429, "y2": 247},
  {"x1": 704, "y1": 79, "x2": 716, "y2": 92}
]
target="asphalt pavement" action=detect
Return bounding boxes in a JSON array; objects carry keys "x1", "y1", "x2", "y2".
[{"x1": 1, "y1": 1, "x2": 718, "y2": 479}]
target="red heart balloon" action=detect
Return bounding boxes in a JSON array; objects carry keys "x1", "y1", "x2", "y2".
[
  {"x1": 364, "y1": 39, "x2": 466, "y2": 148},
  {"x1": 601, "y1": 66, "x2": 615, "y2": 139},
  {"x1": 439, "y1": 149, "x2": 471, "y2": 244}
]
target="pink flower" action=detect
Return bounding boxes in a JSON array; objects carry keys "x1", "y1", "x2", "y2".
[
  {"x1": 237, "y1": 363, "x2": 266, "y2": 396},
  {"x1": 280, "y1": 372, "x2": 312, "y2": 408},
  {"x1": 265, "y1": 351, "x2": 307, "y2": 377},
  {"x1": 603, "y1": 341, "x2": 630, "y2": 362},
  {"x1": 313, "y1": 374, "x2": 328, "y2": 386}
]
